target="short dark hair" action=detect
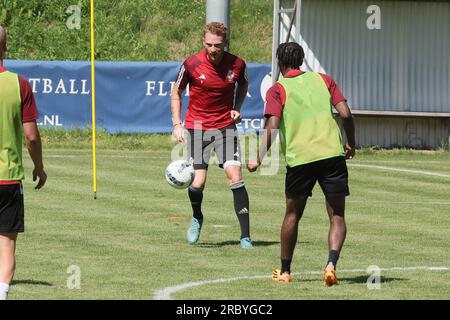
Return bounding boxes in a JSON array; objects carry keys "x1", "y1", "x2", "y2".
[{"x1": 276, "y1": 42, "x2": 304, "y2": 69}]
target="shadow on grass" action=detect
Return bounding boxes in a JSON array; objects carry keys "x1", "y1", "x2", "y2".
[
  {"x1": 12, "y1": 279, "x2": 53, "y2": 286},
  {"x1": 292, "y1": 275, "x2": 404, "y2": 285},
  {"x1": 339, "y1": 275, "x2": 405, "y2": 284},
  {"x1": 198, "y1": 240, "x2": 301, "y2": 248}
]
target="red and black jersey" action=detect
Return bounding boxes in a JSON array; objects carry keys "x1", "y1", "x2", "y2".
[{"x1": 175, "y1": 50, "x2": 248, "y2": 130}]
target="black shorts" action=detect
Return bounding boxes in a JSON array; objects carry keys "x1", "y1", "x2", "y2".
[
  {"x1": 187, "y1": 124, "x2": 241, "y2": 170},
  {"x1": 285, "y1": 156, "x2": 349, "y2": 199},
  {"x1": 0, "y1": 183, "x2": 24, "y2": 233}
]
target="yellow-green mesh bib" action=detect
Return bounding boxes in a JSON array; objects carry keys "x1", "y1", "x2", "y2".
[
  {"x1": 0, "y1": 71, "x2": 24, "y2": 180},
  {"x1": 278, "y1": 72, "x2": 344, "y2": 167}
]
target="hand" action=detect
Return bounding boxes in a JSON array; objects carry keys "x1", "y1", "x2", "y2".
[
  {"x1": 345, "y1": 144, "x2": 355, "y2": 160},
  {"x1": 230, "y1": 110, "x2": 241, "y2": 124},
  {"x1": 247, "y1": 160, "x2": 260, "y2": 172},
  {"x1": 173, "y1": 125, "x2": 184, "y2": 143},
  {"x1": 33, "y1": 167, "x2": 47, "y2": 190}
]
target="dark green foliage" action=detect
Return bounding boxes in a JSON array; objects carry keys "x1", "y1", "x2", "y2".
[{"x1": 0, "y1": 0, "x2": 273, "y2": 62}]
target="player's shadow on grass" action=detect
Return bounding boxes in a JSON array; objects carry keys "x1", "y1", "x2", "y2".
[
  {"x1": 199, "y1": 240, "x2": 273, "y2": 248},
  {"x1": 12, "y1": 279, "x2": 52, "y2": 286},
  {"x1": 199, "y1": 240, "x2": 307, "y2": 248},
  {"x1": 339, "y1": 275, "x2": 405, "y2": 284},
  {"x1": 296, "y1": 275, "x2": 403, "y2": 284}
]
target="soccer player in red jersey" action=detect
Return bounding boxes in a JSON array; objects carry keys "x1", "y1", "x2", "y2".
[
  {"x1": 171, "y1": 22, "x2": 252, "y2": 249},
  {"x1": 248, "y1": 42, "x2": 355, "y2": 286},
  {"x1": 0, "y1": 25, "x2": 47, "y2": 300}
]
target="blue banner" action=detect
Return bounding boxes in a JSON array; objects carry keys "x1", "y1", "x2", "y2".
[{"x1": 4, "y1": 60, "x2": 272, "y2": 133}]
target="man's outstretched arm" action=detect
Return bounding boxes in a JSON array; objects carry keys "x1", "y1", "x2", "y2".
[
  {"x1": 334, "y1": 101, "x2": 355, "y2": 159},
  {"x1": 23, "y1": 121, "x2": 47, "y2": 189},
  {"x1": 247, "y1": 115, "x2": 280, "y2": 172}
]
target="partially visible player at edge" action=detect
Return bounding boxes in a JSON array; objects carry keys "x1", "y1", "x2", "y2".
[
  {"x1": 0, "y1": 25, "x2": 47, "y2": 300},
  {"x1": 171, "y1": 22, "x2": 252, "y2": 248},
  {"x1": 248, "y1": 42, "x2": 355, "y2": 286}
]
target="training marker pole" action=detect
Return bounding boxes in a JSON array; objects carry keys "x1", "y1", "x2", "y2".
[{"x1": 90, "y1": 0, "x2": 97, "y2": 199}]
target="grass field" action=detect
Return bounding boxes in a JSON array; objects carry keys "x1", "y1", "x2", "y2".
[{"x1": 10, "y1": 137, "x2": 450, "y2": 300}]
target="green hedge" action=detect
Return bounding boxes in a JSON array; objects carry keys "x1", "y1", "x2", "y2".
[{"x1": 1, "y1": 0, "x2": 273, "y2": 62}]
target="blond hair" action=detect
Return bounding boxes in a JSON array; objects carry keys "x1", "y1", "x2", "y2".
[{"x1": 203, "y1": 22, "x2": 228, "y2": 41}]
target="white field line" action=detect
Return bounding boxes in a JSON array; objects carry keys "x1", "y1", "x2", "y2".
[
  {"x1": 356, "y1": 160, "x2": 448, "y2": 164},
  {"x1": 46, "y1": 154, "x2": 450, "y2": 171},
  {"x1": 43, "y1": 154, "x2": 450, "y2": 179},
  {"x1": 45, "y1": 154, "x2": 152, "y2": 159},
  {"x1": 341, "y1": 200, "x2": 450, "y2": 205},
  {"x1": 44, "y1": 152, "x2": 450, "y2": 166},
  {"x1": 45, "y1": 156, "x2": 450, "y2": 179},
  {"x1": 153, "y1": 265, "x2": 450, "y2": 300},
  {"x1": 348, "y1": 163, "x2": 450, "y2": 178},
  {"x1": 44, "y1": 155, "x2": 77, "y2": 158},
  {"x1": 29, "y1": 195, "x2": 447, "y2": 205}
]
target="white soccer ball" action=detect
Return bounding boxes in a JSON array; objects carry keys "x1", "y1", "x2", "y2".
[{"x1": 165, "y1": 160, "x2": 195, "y2": 189}]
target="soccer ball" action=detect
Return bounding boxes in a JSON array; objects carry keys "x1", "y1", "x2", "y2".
[{"x1": 165, "y1": 160, "x2": 195, "y2": 189}]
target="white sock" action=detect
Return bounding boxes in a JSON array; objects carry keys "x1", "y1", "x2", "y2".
[{"x1": 0, "y1": 282, "x2": 10, "y2": 300}]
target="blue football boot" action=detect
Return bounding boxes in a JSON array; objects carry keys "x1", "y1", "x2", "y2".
[{"x1": 186, "y1": 217, "x2": 203, "y2": 245}]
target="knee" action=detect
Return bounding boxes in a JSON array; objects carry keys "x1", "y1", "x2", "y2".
[
  {"x1": 285, "y1": 197, "x2": 307, "y2": 218},
  {"x1": 229, "y1": 180, "x2": 245, "y2": 190},
  {"x1": 330, "y1": 214, "x2": 346, "y2": 224},
  {"x1": 225, "y1": 165, "x2": 242, "y2": 184},
  {"x1": 191, "y1": 177, "x2": 206, "y2": 189},
  {"x1": 287, "y1": 209, "x2": 302, "y2": 218},
  {"x1": 189, "y1": 184, "x2": 204, "y2": 192}
]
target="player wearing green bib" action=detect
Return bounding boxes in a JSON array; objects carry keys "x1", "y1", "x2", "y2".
[
  {"x1": 0, "y1": 25, "x2": 47, "y2": 300},
  {"x1": 248, "y1": 42, "x2": 355, "y2": 287}
]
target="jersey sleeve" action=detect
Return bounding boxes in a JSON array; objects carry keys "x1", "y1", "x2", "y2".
[
  {"x1": 264, "y1": 83, "x2": 285, "y2": 118},
  {"x1": 19, "y1": 76, "x2": 39, "y2": 122},
  {"x1": 236, "y1": 59, "x2": 248, "y2": 85},
  {"x1": 319, "y1": 73, "x2": 346, "y2": 106},
  {"x1": 175, "y1": 61, "x2": 191, "y2": 91}
]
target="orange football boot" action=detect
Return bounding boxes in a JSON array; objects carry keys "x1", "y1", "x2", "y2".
[
  {"x1": 272, "y1": 269, "x2": 292, "y2": 283},
  {"x1": 324, "y1": 265, "x2": 338, "y2": 287}
]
